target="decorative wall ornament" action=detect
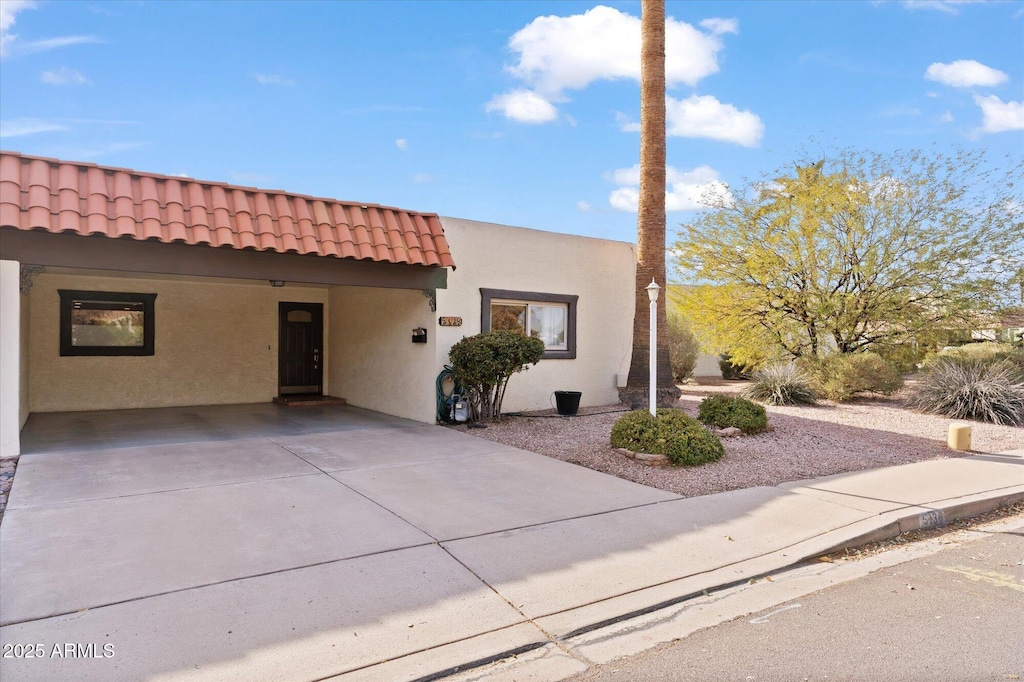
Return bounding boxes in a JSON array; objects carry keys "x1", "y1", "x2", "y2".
[
  {"x1": 20, "y1": 264, "x2": 46, "y2": 295},
  {"x1": 422, "y1": 289, "x2": 437, "y2": 312}
]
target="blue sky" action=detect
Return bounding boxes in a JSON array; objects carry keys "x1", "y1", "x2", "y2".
[{"x1": 1, "y1": 0, "x2": 1022, "y2": 243}]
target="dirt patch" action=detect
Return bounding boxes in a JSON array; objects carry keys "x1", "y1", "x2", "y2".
[{"x1": 447, "y1": 381, "x2": 1023, "y2": 498}]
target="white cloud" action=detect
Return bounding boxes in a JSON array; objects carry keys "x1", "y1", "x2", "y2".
[
  {"x1": 938, "y1": 110, "x2": 955, "y2": 123},
  {"x1": 663, "y1": 94, "x2": 764, "y2": 146},
  {"x1": 485, "y1": 89, "x2": 558, "y2": 123},
  {"x1": 576, "y1": 200, "x2": 593, "y2": 212},
  {"x1": 1000, "y1": 198, "x2": 1022, "y2": 217},
  {"x1": 489, "y1": 5, "x2": 736, "y2": 122},
  {"x1": 901, "y1": 0, "x2": 992, "y2": 14},
  {"x1": 21, "y1": 35, "x2": 100, "y2": 55},
  {"x1": 0, "y1": 0, "x2": 34, "y2": 57},
  {"x1": 926, "y1": 91, "x2": 940, "y2": 98},
  {"x1": 973, "y1": 95, "x2": 1024, "y2": 133},
  {"x1": 608, "y1": 164, "x2": 732, "y2": 212},
  {"x1": 699, "y1": 18, "x2": 738, "y2": 35},
  {"x1": 41, "y1": 66, "x2": 89, "y2": 84},
  {"x1": 0, "y1": 117, "x2": 68, "y2": 137},
  {"x1": 395, "y1": 138, "x2": 408, "y2": 151},
  {"x1": 412, "y1": 173, "x2": 434, "y2": 183},
  {"x1": 618, "y1": 95, "x2": 765, "y2": 146},
  {"x1": 255, "y1": 73, "x2": 294, "y2": 86},
  {"x1": 925, "y1": 60, "x2": 1008, "y2": 88},
  {"x1": 2, "y1": 1, "x2": 102, "y2": 58}
]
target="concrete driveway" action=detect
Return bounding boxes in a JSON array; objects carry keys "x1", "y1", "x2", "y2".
[
  {"x1": 0, "y1": 403, "x2": 678, "y2": 681},
  {"x1": 4, "y1": 405, "x2": 1021, "y2": 681}
]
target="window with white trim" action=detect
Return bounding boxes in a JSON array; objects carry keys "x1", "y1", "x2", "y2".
[{"x1": 480, "y1": 289, "x2": 577, "y2": 359}]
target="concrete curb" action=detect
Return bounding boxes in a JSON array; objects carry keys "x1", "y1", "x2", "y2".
[
  {"x1": 379, "y1": 484, "x2": 1024, "y2": 682},
  {"x1": 798, "y1": 485, "x2": 1024, "y2": 558}
]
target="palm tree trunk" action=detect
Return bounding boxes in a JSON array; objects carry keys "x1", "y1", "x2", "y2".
[{"x1": 621, "y1": 0, "x2": 678, "y2": 408}]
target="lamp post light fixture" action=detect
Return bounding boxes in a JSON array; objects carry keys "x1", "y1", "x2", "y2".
[{"x1": 646, "y1": 278, "x2": 660, "y2": 417}]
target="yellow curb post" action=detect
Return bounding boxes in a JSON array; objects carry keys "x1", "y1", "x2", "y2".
[{"x1": 948, "y1": 422, "x2": 972, "y2": 451}]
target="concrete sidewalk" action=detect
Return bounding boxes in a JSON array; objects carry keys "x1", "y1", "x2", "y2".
[{"x1": 1, "y1": 436, "x2": 1021, "y2": 682}]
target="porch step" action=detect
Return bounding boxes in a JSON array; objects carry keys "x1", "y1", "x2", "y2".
[{"x1": 273, "y1": 395, "x2": 348, "y2": 407}]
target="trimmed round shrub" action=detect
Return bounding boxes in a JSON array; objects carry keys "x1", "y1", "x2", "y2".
[
  {"x1": 908, "y1": 357, "x2": 1024, "y2": 426},
  {"x1": 610, "y1": 409, "x2": 724, "y2": 466},
  {"x1": 799, "y1": 353, "x2": 904, "y2": 402},
  {"x1": 697, "y1": 395, "x2": 768, "y2": 434},
  {"x1": 743, "y1": 363, "x2": 817, "y2": 405},
  {"x1": 448, "y1": 330, "x2": 545, "y2": 420}
]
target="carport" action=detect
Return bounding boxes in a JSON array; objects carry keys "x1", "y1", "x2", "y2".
[{"x1": 0, "y1": 151, "x2": 454, "y2": 459}]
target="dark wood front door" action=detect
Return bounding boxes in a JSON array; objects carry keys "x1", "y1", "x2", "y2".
[{"x1": 278, "y1": 302, "x2": 323, "y2": 396}]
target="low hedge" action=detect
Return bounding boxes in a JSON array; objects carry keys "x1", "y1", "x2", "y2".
[
  {"x1": 610, "y1": 409, "x2": 724, "y2": 467},
  {"x1": 697, "y1": 395, "x2": 768, "y2": 434}
]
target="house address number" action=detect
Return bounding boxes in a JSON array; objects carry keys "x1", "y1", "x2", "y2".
[{"x1": 439, "y1": 317, "x2": 463, "y2": 327}]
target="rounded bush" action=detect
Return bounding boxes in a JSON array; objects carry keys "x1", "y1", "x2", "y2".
[
  {"x1": 743, "y1": 363, "x2": 817, "y2": 406},
  {"x1": 697, "y1": 395, "x2": 768, "y2": 434},
  {"x1": 909, "y1": 357, "x2": 1024, "y2": 426},
  {"x1": 448, "y1": 330, "x2": 545, "y2": 420},
  {"x1": 610, "y1": 409, "x2": 724, "y2": 466},
  {"x1": 799, "y1": 353, "x2": 904, "y2": 402}
]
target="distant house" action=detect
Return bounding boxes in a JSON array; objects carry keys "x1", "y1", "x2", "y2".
[
  {"x1": 0, "y1": 151, "x2": 635, "y2": 456},
  {"x1": 972, "y1": 308, "x2": 1024, "y2": 346}
]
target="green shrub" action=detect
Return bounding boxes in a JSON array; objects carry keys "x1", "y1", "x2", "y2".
[
  {"x1": 909, "y1": 357, "x2": 1024, "y2": 426},
  {"x1": 696, "y1": 395, "x2": 768, "y2": 433},
  {"x1": 718, "y1": 353, "x2": 752, "y2": 380},
  {"x1": 668, "y1": 311, "x2": 699, "y2": 383},
  {"x1": 992, "y1": 350, "x2": 1024, "y2": 379},
  {"x1": 920, "y1": 342, "x2": 1015, "y2": 371},
  {"x1": 448, "y1": 330, "x2": 545, "y2": 420},
  {"x1": 873, "y1": 342, "x2": 928, "y2": 374},
  {"x1": 610, "y1": 409, "x2": 724, "y2": 466},
  {"x1": 799, "y1": 353, "x2": 904, "y2": 402},
  {"x1": 743, "y1": 363, "x2": 817, "y2": 405}
]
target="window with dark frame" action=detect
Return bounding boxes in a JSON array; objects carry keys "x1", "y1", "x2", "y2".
[
  {"x1": 59, "y1": 290, "x2": 157, "y2": 356},
  {"x1": 480, "y1": 288, "x2": 578, "y2": 360}
]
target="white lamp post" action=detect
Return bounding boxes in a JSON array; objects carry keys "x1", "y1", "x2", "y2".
[{"x1": 646, "y1": 279, "x2": 660, "y2": 417}]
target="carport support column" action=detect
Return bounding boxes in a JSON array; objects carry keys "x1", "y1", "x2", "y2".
[{"x1": 0, "y1": 260, "x2": 22, "y2": 458}]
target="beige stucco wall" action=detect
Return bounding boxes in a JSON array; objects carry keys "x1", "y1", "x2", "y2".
[
  {"x1": 29, "y1": 272, "x2": 329, "y2": 412},
  {"x1": 327, "y1": 285, "x2": 436, "y2": 423},
  {"x1": 693, "y1": 353, "x2": 723, "y2": 378},
  {"x1": 435, "y1": 218, "x2": 636, "y2": 413},
  {"x1": 1, "y1": 260, "x2": 22, "y2": 456}
]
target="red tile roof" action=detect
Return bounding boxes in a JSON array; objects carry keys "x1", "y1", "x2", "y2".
[{"x1": 0, "y1": 151, "x2": 454, "y2": 268}]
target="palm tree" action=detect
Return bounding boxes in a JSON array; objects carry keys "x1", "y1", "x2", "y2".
[{"x1": 621, "y1": 0, "x2": 679, "y2": 408}]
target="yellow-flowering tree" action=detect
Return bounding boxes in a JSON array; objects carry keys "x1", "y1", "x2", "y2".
[{"x1": 674, "y1": 149, "x2": 1023, "y2": 370}]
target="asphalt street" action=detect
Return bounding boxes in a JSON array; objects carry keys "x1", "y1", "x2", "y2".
[{"x1": 568, "y1": 519, "x2": 1024, "y2": 682}]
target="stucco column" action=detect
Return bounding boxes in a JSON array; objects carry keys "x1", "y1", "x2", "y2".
[{"x1": 0, "y1": 260, "x2": 22, "y2": 457}]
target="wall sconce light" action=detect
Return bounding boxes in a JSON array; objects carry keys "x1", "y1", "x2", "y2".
[
  {"x1": 269, "y1": 280, "x2": 286, "y2": 288},
  {"x1": 412, "y1": 327, "x2": 427, "y2": 343}
]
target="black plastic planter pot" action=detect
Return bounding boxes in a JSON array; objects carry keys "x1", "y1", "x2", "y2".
[{"x1": 553, "y1": 390, "x2": 582, "y2": 416}]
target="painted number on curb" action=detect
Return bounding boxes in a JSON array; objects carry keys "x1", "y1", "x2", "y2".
[{"x1": 918, "y1": 510, "x2": 945, "y2": 529}]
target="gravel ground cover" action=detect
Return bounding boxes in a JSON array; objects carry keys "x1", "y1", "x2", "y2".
[{"x1": 447, "y1": 380, "x2": 1023, "y2": 498}]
